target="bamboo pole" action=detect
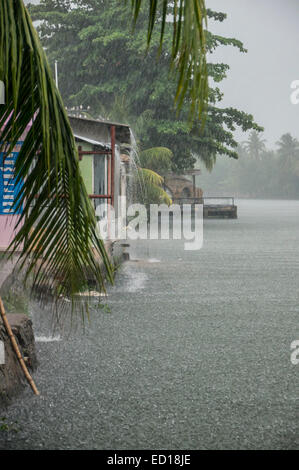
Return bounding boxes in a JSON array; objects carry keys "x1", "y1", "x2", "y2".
[{"x1": 0, "y1": 297, "x2": 40, "y2": 396}]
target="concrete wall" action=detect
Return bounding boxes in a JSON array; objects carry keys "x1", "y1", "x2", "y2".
[
  {"x1": 0, "y1": 257, "x2": 16, "y2": 292},
  {"x1": 0, "y1": 215, "x2": 23, "y2": 252},
  {"x1": 0, "y1": 314, "x2": 37, "y2": 408},
  {"x1": 78, "y1": 142, "x2": 93, "y2": 194}
]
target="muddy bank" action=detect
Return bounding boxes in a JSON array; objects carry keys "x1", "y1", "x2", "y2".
[{"x1": 0, "y1": 314, "x2": 37, "y2": 408}]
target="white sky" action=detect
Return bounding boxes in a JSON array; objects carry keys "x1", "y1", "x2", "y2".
[{"x1": 207, "y1": 0, "x2": 299, "y2": 147}]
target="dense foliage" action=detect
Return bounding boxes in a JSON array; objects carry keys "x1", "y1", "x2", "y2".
[
  {"x1": 136, "y1": 147, "x2": 173, "y2": 207},
  {"x1": 29, "y1": 0, "x2": 262, "y2": 171}
]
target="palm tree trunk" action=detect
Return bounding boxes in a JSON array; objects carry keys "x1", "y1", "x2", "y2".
[{"x1": 0, "y1": 297, "x2": 40, "y2": 396}]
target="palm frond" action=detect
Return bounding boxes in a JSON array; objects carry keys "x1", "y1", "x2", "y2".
[
  {"x1": 138, "y1": 168, "x2": 172, "y2": 205},
  {"x1": 0, "y1": 0, "x2": 113, "y2": 311},
  {"x1": 129, "y1": 0, "x2": 208, "y2": 121},
  {"x1": 139, "y1": 147, "x2": 173, "y2": 173},
  {"x1": 138, "y1": 168, "x2": 163, "y2": 186}
]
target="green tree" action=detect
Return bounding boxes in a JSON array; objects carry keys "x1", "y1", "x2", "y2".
[
  {"x1": 276, "y1": 133, "x2": 299, "y2": 169},
  {"x1": 198, "y1": 135, "x2": 299, "y2": 200},
  {"x1": 245, "y1": 130, "x2": 266, "y2": 161},
  {"x1": 29, "y1": 0, "x2": 262, "y2": 172},
  {"x1": 276, "y1": 133, "x2": 299, "y2": 198}
]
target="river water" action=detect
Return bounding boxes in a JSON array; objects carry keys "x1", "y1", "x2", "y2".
[{"x1": 0, "y1": 200, "x2": 298, "y2": 449}]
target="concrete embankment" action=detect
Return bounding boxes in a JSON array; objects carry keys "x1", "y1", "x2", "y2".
[
  {"x1": 0, "y1": 314, "x2": 38, "y2": 408},
  {"x1": 0, "y1": 257, "x2": 36, "y2": 408}
]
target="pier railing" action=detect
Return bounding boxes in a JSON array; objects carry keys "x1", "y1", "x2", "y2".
[
  {"x1": 203, "y1": 197, "x2": 235, "y2": 206},
  {"x1": 173, "y1": 197, "x2": 235, "y2": 206},
  {"x1": 173, "y1": 197, "x2": 237, "y2": 218}
]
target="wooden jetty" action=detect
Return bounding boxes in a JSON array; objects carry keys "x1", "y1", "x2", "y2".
[
  {"x1": 174, "y1": 197, "x2": 238, "y2": 219},
  {"x1": 203, "y1": 197, "x2": 237, "y2": 219}
]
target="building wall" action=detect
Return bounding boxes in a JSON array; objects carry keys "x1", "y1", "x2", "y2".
[
  {"x1": 78, "y1": 142, "x2": 93, "y2": 194},
  {"x1": 0, "y1": 216, "x2": 22, "y2": 251}
]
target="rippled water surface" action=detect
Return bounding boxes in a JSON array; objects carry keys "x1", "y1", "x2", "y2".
[{"x1": 0, "y1": 200, "x2": 298, "y2": 449}]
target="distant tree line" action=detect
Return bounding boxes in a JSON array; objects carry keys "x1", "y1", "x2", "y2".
[{"x1": 198, "y1": 131, "x2": 299, "y2": 199}]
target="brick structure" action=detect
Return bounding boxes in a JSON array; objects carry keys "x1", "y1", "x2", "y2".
[{"x1": 164, "y1": 174, "x2": 203, "y2": 200}]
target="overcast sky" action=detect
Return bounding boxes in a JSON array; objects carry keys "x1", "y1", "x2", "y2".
[
  {"x1": 207, "y1": 0, "x2": 299, "y2": 147},
  {"x1": 25, "y1": 0, "x2": 299, "y2": 147}
]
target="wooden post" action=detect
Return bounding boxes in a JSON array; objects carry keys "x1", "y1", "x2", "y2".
[
  {"x1": 78, "y1": 145, "x2": 83, "y2": 161},
  {"x1": 107, "y1": 148, "x2": 112, "y2": 239},
  {"x1": 110, "y1": 125, "x2": 116, "y2": 208}
]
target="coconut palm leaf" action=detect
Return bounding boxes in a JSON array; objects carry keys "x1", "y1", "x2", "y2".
[
  {"x1": 138, "y1": 168, "x2": 172, "y2": 206},
  {"x1": 130, "y1": 0, "x2": 208, "y2": 121},
  {"x1": 139, "y1": 147, "x2": 173, "y2": 174},
  {"x1": 0, "y1": 0, "x2": 113, "y2": 310},
  {"x1": 138, "y1": 168, "x2": 164, "y2": 187}
]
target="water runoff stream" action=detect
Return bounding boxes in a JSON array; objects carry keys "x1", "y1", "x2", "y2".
[{"x1": 0, "y1": 199, "x2": 298, "y2": 449}]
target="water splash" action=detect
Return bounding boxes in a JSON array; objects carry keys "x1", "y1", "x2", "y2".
[
  {"x1": 35, "y1": 335, "x2": 61, "y2": 343},
  {"x1": 110, "y1": 263, "x2": 148, "y2": 293},
  {"x1": 127, "y1": 129, "x2": 146, "y2": 204}
]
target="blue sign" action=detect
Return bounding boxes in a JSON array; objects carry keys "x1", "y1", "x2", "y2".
[{"x1": 0, "y1": 142, "x2": 23, "y2": 215}]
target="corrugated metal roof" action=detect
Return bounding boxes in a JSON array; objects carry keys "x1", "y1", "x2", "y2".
[
  {"x1": 69, "y1": 115, "x2": 130, "y2": 128},
  {"x1": 74, "y1": 134, "x2": 111, "y2": 149},
  {"x1": 69, "y1": 116, "x2": 131, "y2": 146}
]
